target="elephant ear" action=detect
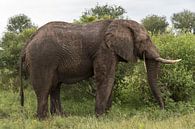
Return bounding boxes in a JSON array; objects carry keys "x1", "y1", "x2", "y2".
[{"x1": 105, "y1": 20, "x2": 137, "y2": 62}]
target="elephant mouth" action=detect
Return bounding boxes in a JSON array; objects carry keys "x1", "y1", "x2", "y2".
[{"x1": 137, "y1": 51, "x2": 146, "y2": 60}]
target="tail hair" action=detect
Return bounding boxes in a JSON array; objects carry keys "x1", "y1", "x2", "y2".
[{"x1": 19, "y1": 54, "x2": 24, "y2": 106}]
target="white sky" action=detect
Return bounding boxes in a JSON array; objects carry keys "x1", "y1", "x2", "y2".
[{"x1": 0, "y1": 0, "x2": 195, "y2": 37}]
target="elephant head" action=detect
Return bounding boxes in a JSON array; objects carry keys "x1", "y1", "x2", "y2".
[{"x1": 105, "y1": 20, "x2": 181, "y2": 109}]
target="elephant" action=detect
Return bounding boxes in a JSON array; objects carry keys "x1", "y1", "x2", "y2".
[{"x1": 20, "y1": 19, "x2": 181, "y2": 119}]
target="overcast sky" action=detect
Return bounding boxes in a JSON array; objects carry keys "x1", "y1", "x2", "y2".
[{"x1": 0, "y1": 0, "x2": 195, "y2": 36}]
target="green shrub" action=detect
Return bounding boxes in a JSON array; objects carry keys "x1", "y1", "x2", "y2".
[
  {"x1": 153, "y1": 34, "x2": 195, "y2": 71},
  {"x1": 154, "y1": 34, "x2": 195, "y2": 102},
  {"x1": 0, "y1": 68, "x2": 17, "y2": 90},
  {"x1": 160, "y1": 65, "x2": 195, "y2": 102},
  {"x1": 114, "y1": 62, "x2": 150, "y2": 106},
  {"x1": 0, "y1": 28, "x2": 37, "y2": 70},
  {"x1": 113, "y1": 34, "x2": 195, "y2": 107},
  {"x1": 0, "y1": 28, "x2": 37, "y2": 90}
]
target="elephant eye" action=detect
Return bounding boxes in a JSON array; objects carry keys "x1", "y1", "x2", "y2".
[
  {"x1": 140, "y1": 39, "x2": 147, "y2": 44},
  {"x1": 146, "y1": 36, "x2": 151, "y2": 41}
]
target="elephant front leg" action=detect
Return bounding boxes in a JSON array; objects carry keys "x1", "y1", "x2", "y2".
[
  {"x1": 106, "y1": 89, "x2": 113, "y2": 112},
  {"x1": 94, "y1": 55, "x2": 117, "y2": 117}
]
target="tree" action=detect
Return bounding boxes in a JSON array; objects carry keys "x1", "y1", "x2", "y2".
[
  {"x1": 171, "y1": 10, "x2": 195, "y2": 33},
  {"x1": 141, "y1": 15, "x2": 169, "y2": 35},
  {"x1": 1, "y1": 14, "x2": 37, "y2": 69},
  {"x1": 0, "y1": 28, "x2": 37, "y2": 70},
  {"x1": 0, "y1": 28, "x2": 37, "y2": 90},
  {"x1": 7, "y1": 14, "x2": 35, "y2": 33},
  {"x1": 74, "y1": 4, "x2": 126, "y2": 24}
]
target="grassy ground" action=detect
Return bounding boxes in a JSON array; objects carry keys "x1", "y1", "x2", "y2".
[{"x1": 0, "y1": 89, "x2": 195, "y2": 129}]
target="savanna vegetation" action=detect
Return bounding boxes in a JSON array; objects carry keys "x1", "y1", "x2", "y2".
[{"x1": 0, "y1": 4, "x2": 195, "y2": 129}]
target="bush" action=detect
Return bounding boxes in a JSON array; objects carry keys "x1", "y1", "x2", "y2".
[
  {"x1": 0, "y1": 28, "x2": 37, "y2": 70},
  {"x1": 160, "y1": 65, "x2": 195, "y2": 102},
  {"x1": 155, "y1": 34, "x2": 195, "y2": 102},
  {"x1": 153, "y1": 34, "x2": 195, "y2": 71},
  {"x1": 0, "y1": 28, "x2": 37, "y2": 90},
  {"x1": 114, "y1": 62, "x2": 150, "y2": 106},
  {"x1": 114, "y1": 34, "x2": 195, "y2": 107}
]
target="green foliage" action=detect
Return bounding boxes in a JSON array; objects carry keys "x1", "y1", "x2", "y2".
[
  {"x1": 114, "y1": 34, "x2": 195, "y2": 107},
  {"x1": 74, "y1": 4, "x2": 126, "y2": 24},
  {"x1": 153, "y1": 34, "x2": 195, "y2": 103},
  {"x1": 153, "y1": 34, "x2": 195, "y2": 71},
  {"x1": 0, "y1": 68, "x2": 17, "y2": 90},
  {"x1": 141, "y1": 15, "x2": 169, "y2": 35},
  {"x1": 160, "y1": 65, "x2": 194, "y2": 102},
  {"x1": 171, "y1": 10, "x2": 195, "y2": 33},
  {"x1": 0, "y1": 28, "x2": 37, "y2": 90},
  {"x1": 84, "y1": 4, "x2": 126, "y2": 19},
  {"x1": 7, "y1": 14, "x2": 36, "y2": 33},
  {"x1": 114, "y1": 62, "x2": 149, "y2": 105},
  {"x1": 0, "y1": 28, "x2": 37, "y2": 69}
]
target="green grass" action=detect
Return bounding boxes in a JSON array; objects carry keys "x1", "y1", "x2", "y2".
[{"x1": 0, "y1": 89, "x2": 195, "y2": 129}]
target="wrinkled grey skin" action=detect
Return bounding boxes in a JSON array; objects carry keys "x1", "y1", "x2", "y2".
[{"x1": 20, "y1": 19, "x2": 175, "y2": 119}]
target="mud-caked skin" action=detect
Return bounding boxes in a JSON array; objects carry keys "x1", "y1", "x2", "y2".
[{"x1": 20, "y1": 19, "x2": 180, "y2": 119}]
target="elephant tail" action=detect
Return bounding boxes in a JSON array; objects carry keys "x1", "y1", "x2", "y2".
[{"x1": 19, "y1": 53, "x2": 24, "y2": 107}]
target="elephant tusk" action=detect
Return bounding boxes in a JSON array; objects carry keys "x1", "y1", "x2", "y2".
[
  {"x1": 155, "y1": 57, "x2": 182, "y2": 64},
  {"x1": 143, "y1": 52, "x2": 147, "y2": 71}
]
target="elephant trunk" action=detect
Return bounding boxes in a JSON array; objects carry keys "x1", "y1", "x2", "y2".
[{"x1": 145, "y1": 59, "x2": 164, "y2": 109}]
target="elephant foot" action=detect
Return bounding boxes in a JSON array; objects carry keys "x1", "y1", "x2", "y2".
[
  {"x1": 96, "y1": 112, "x2": 107, "y2": 118},
  {"x1": 158, "y1": 99, "x2": 165, "y2": 110},
  {"x1": 37, "y1": 112, "x2": 48, "y2": 120},
  {"x1": 51, "y1": 110, "x2": 70, "y2": 117},
  {"x1": 95, "y1": 107, "x2": 106, "y2": 118},
  {"x1": 59, "y1": 111, "x2": 70, "y2": 117},
  {"x1": 105, "y1": 101, "x2": 112, "y2": 113},
  {"x1": 36, "y1": 107, "x2": 49, "y2": 120},
  {"x1": 59, "y1": 111, "x2": 71, "y2": 117},
  {"x1": 160, "y1": 103, "x2": 165, "y2": 110}
]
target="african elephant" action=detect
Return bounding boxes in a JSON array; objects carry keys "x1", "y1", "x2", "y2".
[{"x1": 20, "y1": 19, "x2": 181, "y2": 119}]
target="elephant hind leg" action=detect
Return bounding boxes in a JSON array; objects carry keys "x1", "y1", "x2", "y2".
[
  {"x1": 30, "y1": 69, "x2": 56, "y2": 119},
  {"x1": 50, "y1": 82, "x2": 64, "y2": 116},
  {"x1": 36, "y1": 93, "x2": 49, "y2": 119}
]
